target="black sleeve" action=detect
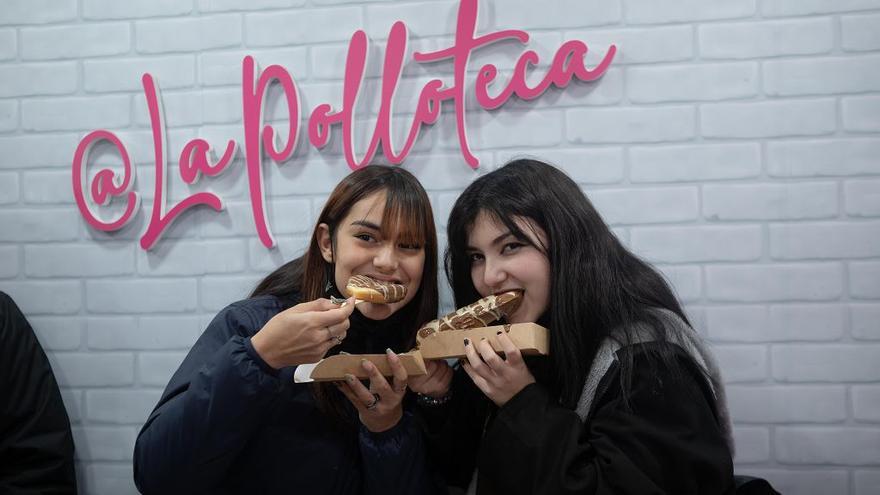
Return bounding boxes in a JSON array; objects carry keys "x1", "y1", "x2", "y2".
[
  {"x1": 415, "y1": 365, "x2": 492, "y2": 490},
  {"x1": 132, "y1": 303, "x2": 283, "y2": 494},
  {"x1": 476, "y1": 350, "x2": 735, "y2": 495},
  {"x1": 0, "y1": 292, "x2": 77, "y2": 495}
]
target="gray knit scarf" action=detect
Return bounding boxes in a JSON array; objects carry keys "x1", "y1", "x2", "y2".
[{"x1": 574, "y1": 307, "x2": 735, "y2": 456}]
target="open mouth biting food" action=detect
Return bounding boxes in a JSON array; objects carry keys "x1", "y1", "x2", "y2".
[
  {"x1": 344, "y1": 275, "x2": 407, "y2": 304},
  {"x1": 415, "y1": 290, "x2": 523, "y2": 345}
]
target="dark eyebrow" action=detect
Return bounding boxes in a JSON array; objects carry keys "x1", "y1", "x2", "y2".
[
  {"x1": 492, "y1": 231, "x2": 514, "y2": 245},
  {"x1": 466, "y1": 231, "x2": 514, "y2": 251},
  {"x1": 350, "y1": 220, "x2": 382, "y2": 231}
]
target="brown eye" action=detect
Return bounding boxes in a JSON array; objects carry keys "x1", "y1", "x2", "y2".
[{"x1": 501, "y1": 242, "x2": 524, "y2": 254}]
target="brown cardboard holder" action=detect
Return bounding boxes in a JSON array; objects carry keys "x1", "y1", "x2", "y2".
[{"x1": 306, "y1": 323, "x2": 548, "y2": 382}]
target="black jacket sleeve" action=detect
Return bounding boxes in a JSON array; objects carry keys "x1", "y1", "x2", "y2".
[
  {"x1": 0, "y1": 292, "x2": 77, "y2": 495},
  {"x1": 476, "y1": 348, "x2": 735, "y2": 495},
  {"x1": 133, "y1": 302, "x2": 283, "y2": 494}
]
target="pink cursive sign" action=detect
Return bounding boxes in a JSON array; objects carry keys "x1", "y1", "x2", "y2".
[{"x1": 72, "y1": 0, "x2": 616, "y2": 250}]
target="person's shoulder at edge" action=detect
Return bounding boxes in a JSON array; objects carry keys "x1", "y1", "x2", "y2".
[{"x1": 0, "y1": 290, "x2": 18, "y2": 312}]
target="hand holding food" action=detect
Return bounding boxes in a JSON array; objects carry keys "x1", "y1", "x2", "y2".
[
  {"x1": 408, "y1": 359, "x2": 453, "y2": 399},
  {"x1": 251, "y1": 297, "x2": 356, "y2": 369},
  {"x1": 462, "y1": 330, "x2": 535, "y2": 407},
  {"x1": 336, "y1": 348, "x2": 409, "y2": 432}
]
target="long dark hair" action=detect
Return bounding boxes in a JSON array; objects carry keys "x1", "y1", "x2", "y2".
[
  {"x1": 446, "y1": 158, "x2": 690, "y2": 409},
  {"x1": 252, "y1": 165, "x2": 438, "y2": 423}
]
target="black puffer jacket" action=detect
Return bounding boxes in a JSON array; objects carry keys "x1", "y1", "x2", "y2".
[
  {"x1": 0, "y1": 291, "x2": 77, "y2": 494},
  {"x1": 133, "y1": 295, "x2": 444, "y2": 495}
]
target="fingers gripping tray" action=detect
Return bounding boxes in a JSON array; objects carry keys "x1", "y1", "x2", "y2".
[{"x1": 293, "y1": 323, "x2": 548, "y2": 382}]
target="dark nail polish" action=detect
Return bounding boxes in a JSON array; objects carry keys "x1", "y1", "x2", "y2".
[
  {"x1": 463, "y1": 338, "x2": 470, "y2": 346},
  {"x1": 496, "y1": 330, "x2": 502, "y2": 335}
]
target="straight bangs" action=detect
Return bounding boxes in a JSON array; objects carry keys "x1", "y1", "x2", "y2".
[
  {"x1": 480, "y1": 208, "x2": 549, "y2": 254},
  {"x1": 374, "y1": 168, "x2": 439, "y2": 349},
  {"x1": 451, "y1": 182, "x2": 551, "y2": 271},
  {"x1": 380, "y1": 184, "x2": 429, "y2": 248}
]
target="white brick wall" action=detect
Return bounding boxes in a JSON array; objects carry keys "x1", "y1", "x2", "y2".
[
  {"x1": 20, "y1": 24, "x2": 132, "y2": 61},
  {"x1": 82, "y1": 0, "x2": 193, "y2": 21},
  {"x1": 844, "y1": 95, "x2": 880, "y2": 131},
  {"x1": 0, "y1": 30, "x2": 17, "y2": 60},
  {"x1": 851, "y1": 304, "x2": 880, "y2": 340},
  {"x1": 0, "y1": 0, "x2": 878, "y2": 493},
  {"x1": 732, "y1": 426, "x2": 771, "y2": 463},
  {"x1": 0, "y1": 0, "x2": 78, "y2": 25},
  {"x1": 625, "y1": 0, "x2": 756, "y2": 24},
  {"x1": 626, "y1": 62, "x2": 759, "y2": 103},
  {"x1": 767, "y1": 138, "x2": 880, "y2": 177},
  {"x1": 0, "y1": 62, "x2": 78, "y2": 97},
  {"x1": 842, "y1": 13, "x2": 880, "y2": 51},
  {"x1": 699, "y1": 18, "x2": 835, "y2": 59},
  {"x1": 700, "y1": 99, "x2": 837, "y2": 138}
]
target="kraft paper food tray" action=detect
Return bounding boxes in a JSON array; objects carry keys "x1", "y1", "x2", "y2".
[
  {"x1": 295, "y1": 323, "x2": 548, "y2": 382},
  {"x1": 417, "y1": 322, "x2": 549, "y2": 360}
]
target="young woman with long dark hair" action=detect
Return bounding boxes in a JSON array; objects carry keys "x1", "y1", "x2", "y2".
[
  {"x1": 420, "y1": 159, "x2": 737, "y2": 494},
  {"x1": 133, "y1": 165, "x2": 444, "y2": 494}
]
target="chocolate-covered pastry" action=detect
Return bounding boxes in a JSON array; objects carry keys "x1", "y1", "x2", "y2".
[
  {"x1": 416, "y1": 290, "x2": 523, "y2": 345},
  {"x1": 345, "y1": 275, "x2": 407, "y2": 304}
]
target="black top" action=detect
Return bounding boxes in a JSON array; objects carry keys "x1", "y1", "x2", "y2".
[
  {"x1": 133, "y1": 295, "x2": 444, "y2": 494},
  {"x1": 421, "y1": 343, "x2": 736, "y2": 495},
  {"x1": 0, "y1": 291, "x2": 77, "y2": 494}
]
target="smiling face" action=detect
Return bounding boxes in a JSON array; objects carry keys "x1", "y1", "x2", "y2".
[
  {"x1": 466, "y1": 211, "x2": 551, "y2": 324},
  {"x1": 318, "y1": 190, "x2": 426, "y2": 320}
]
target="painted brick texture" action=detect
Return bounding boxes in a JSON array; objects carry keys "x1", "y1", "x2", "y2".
[{"x1": 1, "y1": 0, "x2": 879, "y2": 493}]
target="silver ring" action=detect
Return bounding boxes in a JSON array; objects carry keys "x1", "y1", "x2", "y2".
[
  {"x1": 332, "y1": 335, "x2": 343, "y2": 345},
  {"x1": 365, "y1": 393, "x2": 380, "y2": 410}
]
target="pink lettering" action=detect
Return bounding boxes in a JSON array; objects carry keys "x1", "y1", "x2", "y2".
[
  {"x1": 179, "y1": 139, "x2": 236, "y2": 185},
  {"x1": 71, "y1": 130, "x2": 140, "y2": 231},
  {"x1": 139, "y1": 74, "x2": 224, "y2": 251},
  {"x1": 413, "y1": 0, "x2": 529, "y2": 168},
  {"x1": 242, "y1": 55, "x2": 302, "y2": 248},
  {"x1": 72, "y1": 0, "x2": 616, "y2": 250}
]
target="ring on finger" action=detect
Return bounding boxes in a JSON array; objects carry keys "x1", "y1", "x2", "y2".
[
  {"x1": 331, "y1": 335, "x2": 344, "y2": 345},
  {"x1": 365, "y1": 393, "x2": 380, "y2": 410}
]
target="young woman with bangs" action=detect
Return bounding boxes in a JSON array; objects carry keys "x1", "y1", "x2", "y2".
[
  {"x1": 417, "y1": 159, "x2": 744, "y2": 494},
  {"x1": 134, "y1": 165, "x2": 445, "y2": 494}
]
